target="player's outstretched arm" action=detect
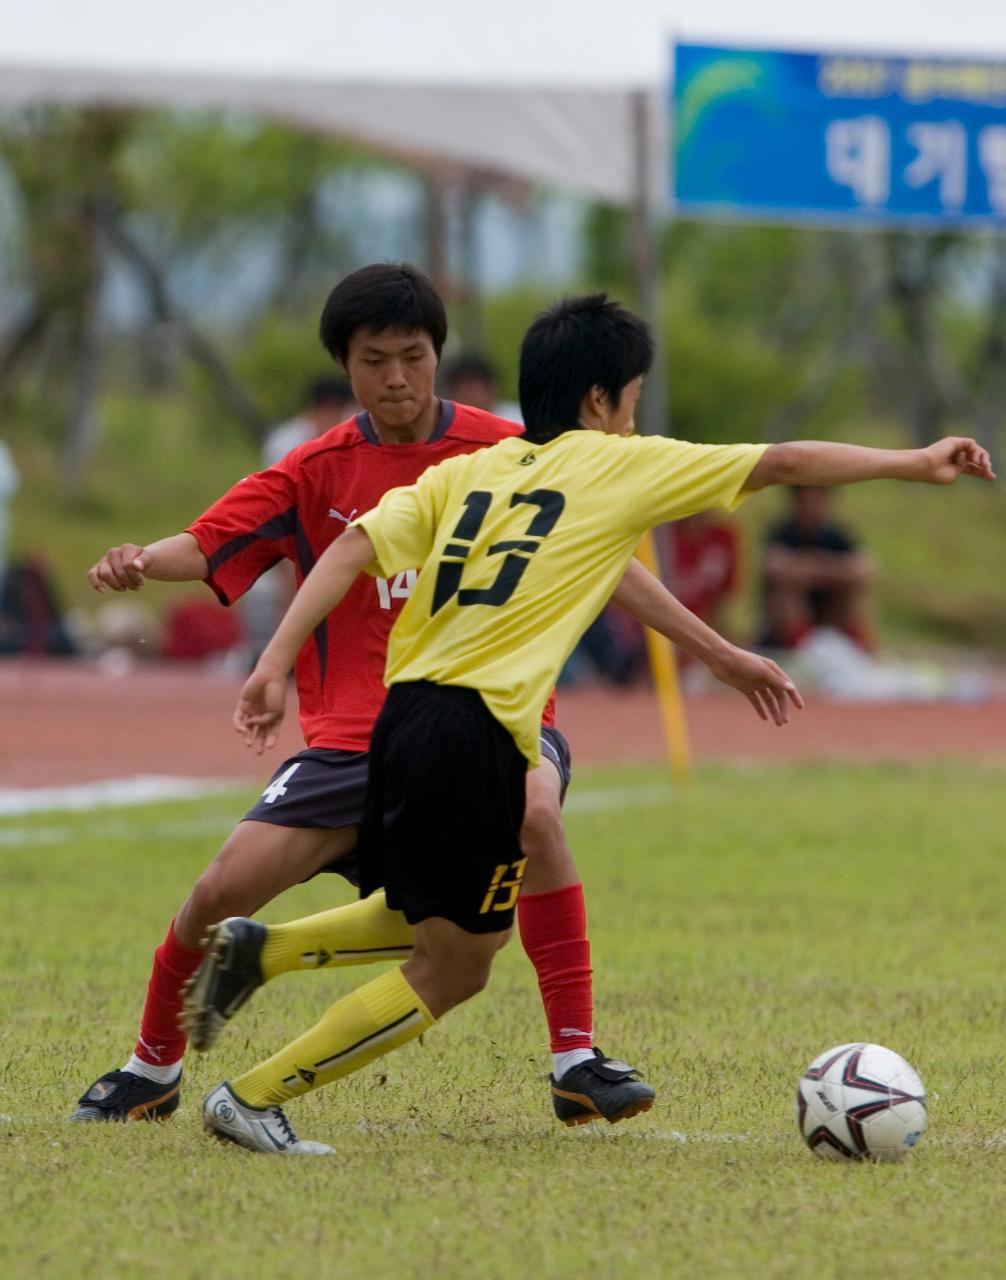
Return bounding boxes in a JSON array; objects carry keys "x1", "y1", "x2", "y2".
[
  {"x1": 611, "y1": 559, "x2": 803, "y2": 726},
  {"x1": 88, "y1": 532, "x2": 209, "y2": 592},
  {"x1": 235, "y1": 526, "x2": 377, "y2": 754},
  {"x1": 744, "y1": 437, "x2": 995, "y2": 491}
]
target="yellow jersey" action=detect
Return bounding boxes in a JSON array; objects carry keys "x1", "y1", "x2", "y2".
[{"x1": 354, "y1": 431, "x2": 767, "y2": 764}]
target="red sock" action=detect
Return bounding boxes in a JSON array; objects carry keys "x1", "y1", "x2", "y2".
[
  {"x1": 133, "y1": 920, "x2": 204, "y2": 1066},
  {"x1": 517, "y1": 883, "x2": 593, "y2": 1053}
]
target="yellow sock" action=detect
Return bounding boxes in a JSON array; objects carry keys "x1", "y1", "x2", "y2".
[
  {"x1": 232, "y1": 967, "x2": 434, "y2": 1108},
  {"x1": 260, "y1": 890, "x2": 414, "y2": 981}
]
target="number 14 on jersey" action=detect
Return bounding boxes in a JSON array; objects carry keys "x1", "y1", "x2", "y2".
[{"x1": 376, "y1": 569, "x2": 417, "y2": 610}]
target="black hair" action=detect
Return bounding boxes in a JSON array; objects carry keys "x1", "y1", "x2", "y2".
[
  {"x1": 518, "y1": 293, "x2": 653, "y2": 444},
  {"x1": 443, "y1": 353, "x2": 497, "y2": 386},
  {"x1": 319, "y1": 263, "x2": 448, "y2": 365},
  {"x1": 305, "y1": 377, "x2": 354, "y2": 407}
]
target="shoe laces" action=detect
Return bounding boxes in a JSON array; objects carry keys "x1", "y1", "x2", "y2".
[{"x1": 270, "y1": 1106, "x2": 298, "y2": 1146}]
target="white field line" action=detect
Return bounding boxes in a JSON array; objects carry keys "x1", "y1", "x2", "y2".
[
  {"x1": 351, "y1": 1116, "x2": 759, "y2": 1145},
  {"x1": 0, "y1": 813, "x2": 237, "y2": 847},
  {"x1": 0, "y1": 774, "x2": 242, "y2": 817},
  {"x1": 0, "y1": 778, "x2": 677, "y2": 846},
  {"x1": 564, "y1": 783, "x2": 676, "y2": 814}
]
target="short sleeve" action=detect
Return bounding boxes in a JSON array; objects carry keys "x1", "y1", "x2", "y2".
[
  {"x1": 187, "y1": 464, "x2": 299, "y2": 605},
  {"x1": 629, "y1": 438, "x2": 768, "y2": 530}
]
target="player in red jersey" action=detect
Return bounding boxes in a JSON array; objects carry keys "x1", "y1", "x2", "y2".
[{"x1": 74, "y1": 264, "x2": 799, "y2": 1127}]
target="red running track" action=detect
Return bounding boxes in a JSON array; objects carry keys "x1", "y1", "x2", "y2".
[{"x1": 3, "y1": 659, "x2": 1004, "y2": 792}]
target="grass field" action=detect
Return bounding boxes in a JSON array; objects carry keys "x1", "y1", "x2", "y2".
[{"x1": 3, "y1": 760, "x2": 1006, "y2": 1279}]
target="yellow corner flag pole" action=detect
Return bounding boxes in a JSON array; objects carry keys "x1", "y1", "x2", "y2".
[{"x1": 634, "y1": 529, "x2": 693, "y2": 785}]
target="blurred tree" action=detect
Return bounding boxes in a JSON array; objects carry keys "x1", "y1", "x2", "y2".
[
  {"x1": 0, "y1": 108, "x2": 280, "y2": 496},
  {"x1": 582, "y1": 202, "x2": 634, "y2": 297},
  {"x1": 658, "y1": 223, "x2": 867, "y2": 443},
  {"x1": 0, "y1": 109, "x2": 128, "y2": 496},
  {"x1": 579, "y1": 212, "x2": 1006, "y2": 458},
  {"x1": 3, "y1": 105, "x2": 1003, "y2": 501},
  {"x1": 0, "y1": 109, "x2": 395, "y2": 497}
]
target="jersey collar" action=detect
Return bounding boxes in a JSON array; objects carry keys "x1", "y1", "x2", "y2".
[{"x1": 354, "y1": 399, "x2": 456, "y2": 446}]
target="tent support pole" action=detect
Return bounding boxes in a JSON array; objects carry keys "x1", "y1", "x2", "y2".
[
  {"x1": 631, "y1": 89, "x2": 667, "y2": 438},
  {"x1": 631, "y1": 89, "x2": 691, "y2": 784}
]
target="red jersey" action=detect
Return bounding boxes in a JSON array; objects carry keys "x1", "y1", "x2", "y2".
[{"x1": 188, "y1": 402, "x2": 555, "y2": 750}]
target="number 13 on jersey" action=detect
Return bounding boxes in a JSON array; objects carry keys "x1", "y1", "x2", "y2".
[{"x1": 432, "y1": 488, "x2": 565, "y2": 614}]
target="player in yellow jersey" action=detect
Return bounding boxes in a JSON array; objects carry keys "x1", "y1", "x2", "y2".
[{"x1": 198, "y1": 293, "x2": 994, "y2": 1154}]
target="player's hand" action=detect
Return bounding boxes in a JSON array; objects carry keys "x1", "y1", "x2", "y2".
[
  {"x1": 706, "y1": 645, "x2": 804, "y2": 726},
  {"x1": 234, "y1": 664, "x2": 288, "y2": 754},
  {"x1": 920, "y1": 437, "x2": 996, "y2": 485},
  {"x1": 88, "y1": 543, "x2": 152, "y2": 592}
]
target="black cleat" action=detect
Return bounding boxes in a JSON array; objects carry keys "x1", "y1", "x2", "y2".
[
  {"x1": 551, "y1": 1049, "x2": 655, "y2": 1127},
  {"x1": 180, "y1": 917, "x2": 267, "y2": 1053},
  {"x1": 71, "y1": 1069, "x2": 182, "y2": 1122}
]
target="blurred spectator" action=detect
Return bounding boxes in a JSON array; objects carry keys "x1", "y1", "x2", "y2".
[
  {"x1": 442, "y1": 353, "x2": 522, "y2": 423},
  {"x1": 0, "y1": 436, "x2": 19, "y2": 601},
  {"x1": 90, "y1": 598, "x2": 159, "y2": 671},
  {"x1": 759, "y1": 486, "x2": 875, "y2": 651},
  {"x1": 0, "y1": 556, "x2": 78, "y2": 656},
  {"x1": 565, "y1": 515, "x2": 741, "y2": 686},
  {"x1": 162, "y1": 596, "x2": 243, "y2": 667},
  {"x1": 657, "y1": 512, "x2": 740, "y2": 636},
  {"x1": 561, "y1": 606, "x2": 644, "y2": 686},
  {"x1": 262, "y1": 377, "x2": 358, "y2": 466}
]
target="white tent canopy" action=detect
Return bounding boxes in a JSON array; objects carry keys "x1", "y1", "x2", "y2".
[{"x1": 3, "y1": 0, "x2": 1003, "y2": 205}]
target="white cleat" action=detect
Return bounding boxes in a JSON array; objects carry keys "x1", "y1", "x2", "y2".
[{"x1": 202, "y1": 1082, "x2": 333, "y2": 1156}]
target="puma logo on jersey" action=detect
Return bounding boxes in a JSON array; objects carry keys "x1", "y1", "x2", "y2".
[
  {"x1": 328, "y1": 506, "x2": 359, "y2": 524},
  {"x1": 519, "y1": 451, "x2": 537, "y2": 466}
]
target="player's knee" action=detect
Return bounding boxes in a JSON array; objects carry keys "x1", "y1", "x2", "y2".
[
  {"x1": 183, "y1": 865, "x2": 237, "y2": 938},
  {"x1": 519, "y1": 790, "x2": 564, "y2": 861},
  {"x1": 404, "y1": 948, "x2": 495, "y2": 1015},
  {"x1": 461, "y1": 955, "x2": 495, "y2": 1000}
]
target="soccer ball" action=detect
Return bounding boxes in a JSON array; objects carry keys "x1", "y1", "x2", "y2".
[{"x1": 796, "y1": 1042, "x2": 927, "y2": 1162}]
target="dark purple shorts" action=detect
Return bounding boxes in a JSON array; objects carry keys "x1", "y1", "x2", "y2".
[{"x1": 241, "y1": 726, "x2": 572, "y2": 884}]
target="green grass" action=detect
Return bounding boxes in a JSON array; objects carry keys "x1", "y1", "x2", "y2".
[{"x1": 3, "y1": 761, "x2": 1006, "y2": 1278}]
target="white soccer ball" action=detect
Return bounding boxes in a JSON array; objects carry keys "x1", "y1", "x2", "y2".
[{"x1": 796, "y1": 1042, "x2": 927, "y2": 1162}]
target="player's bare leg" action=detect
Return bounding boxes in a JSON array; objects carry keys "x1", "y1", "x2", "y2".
[
  {"x1": 175, "y1": 822, "x2": 359, "y2": 947},
  {"x1": 518, "y1": 759, "x2": 654, "y2": 1126},
  {"x1": 520, "y1": 761, "x2": 578, "y2": 894},
  {"x1": 400, "y1": 916, "x2": 503, "y2": 1015}
]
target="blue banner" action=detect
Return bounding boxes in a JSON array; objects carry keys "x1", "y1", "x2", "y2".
[{"x1": 672, "y1": 43, "x2": 1006, "y2": 225}]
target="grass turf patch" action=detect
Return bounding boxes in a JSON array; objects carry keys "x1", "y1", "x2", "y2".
[{"x1": 2, "y1": 761, "x2": 1006, "y2": 1279}]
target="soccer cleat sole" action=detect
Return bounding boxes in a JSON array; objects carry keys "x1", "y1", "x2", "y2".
[
  {"x1": 179, "y1": 921, "x2": 255, "y2": 1053},
  {"x1": 552, "y1": 1088, "x2": 655, "y2": 1128},
  {"x1": 179, "y1": 964, "x2": 227, "y2": 1053}
]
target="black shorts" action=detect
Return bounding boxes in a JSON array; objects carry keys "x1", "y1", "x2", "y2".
[
  {"x1": 242, "y1": 748, "x2": 368, "y2": 884},
  {"x1": 358, "y1": 682, "x2": 529, "y2": 934},
  {"x1": 242, "y1": 727, "x2": 571, "y2": 888}
]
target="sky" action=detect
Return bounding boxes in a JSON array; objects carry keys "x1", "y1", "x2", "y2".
[{"x1": 5, "y1": 0, "x2": 1006, "y2": 88}]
